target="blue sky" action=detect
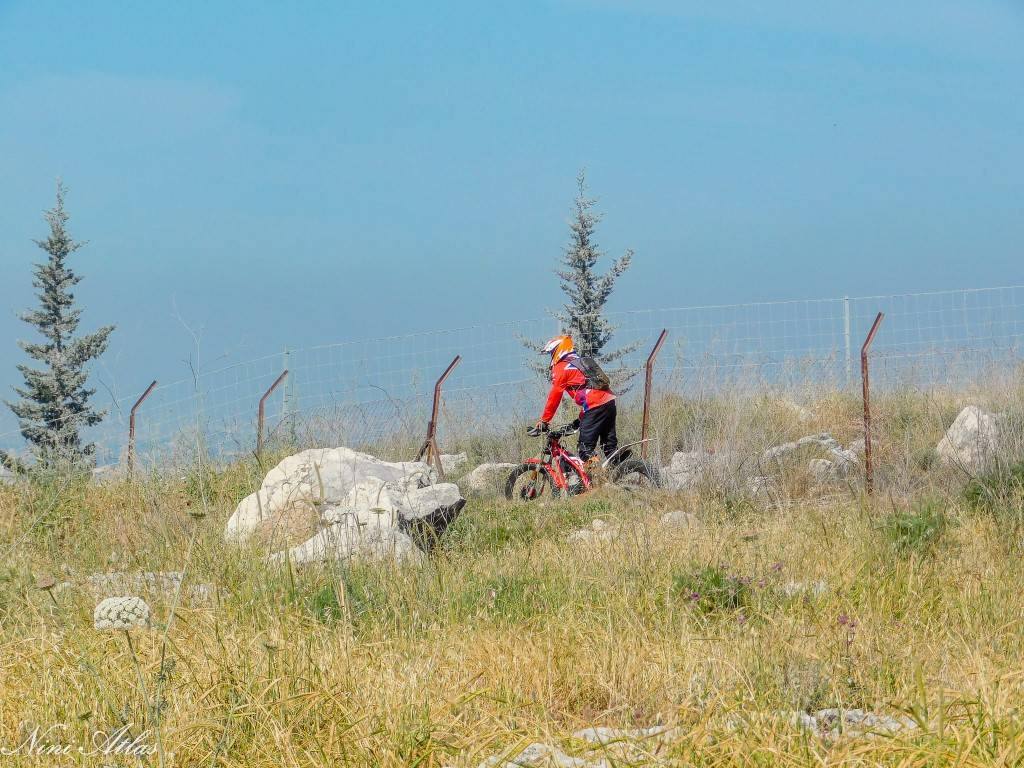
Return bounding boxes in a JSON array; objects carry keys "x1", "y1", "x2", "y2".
[{"x1": 0, "y1": 0, "x2": 1022, "y2": 418}]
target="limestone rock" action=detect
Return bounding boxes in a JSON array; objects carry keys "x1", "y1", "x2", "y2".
[
  {"x1": 567, "y1": 519, "x2": 619, "y2": 544},
  {"x1": 790, "y1": 708, "x2": 918, "y2": 740},
  {"x1": 661, "y1": 450, "x2": 715, "y2": 490},
  {"x1": 764, "y1": 433, "x2": 857, "y2": 477},
  {"x1": 225, "y1": 447, "x2": 436, "y2": 543},
  {"x1": 463, "y1": 462, "x2": 517, "y2": 495},
  {"x1": 228, "y1": 447, "x2": 465, "y2": 567},
  {"x1": 780, "y1": 580, "x2": 828, "y2": 598},
  {"x1": 572, "y1": 725, "x2": 678, "y2": 761},
  {"x1": 480, "y1": 742, "x2": 588, "y2": 768},
  {"x1": 659, "y1": 510, "x2": 700, "y2": 529},
  {"x1": 85, "y1": 571, "x2": 213, "y2": 603},
  {"x1": 270, "y1": 525, "x2": 423, "y2": 567},
  {"x1": 808, "y1": 458, "x2": 836, "y2": 483},
  {"x1": 440, "y1": 452, "x2": 469, "y2": 474},
  {"x1": 936, "y1": 405, "x2": 999, "y2": 471}
]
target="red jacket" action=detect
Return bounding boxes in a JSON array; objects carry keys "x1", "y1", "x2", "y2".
[{"x1": 540, "y1": 355, "x2": 616, "y2": 423}]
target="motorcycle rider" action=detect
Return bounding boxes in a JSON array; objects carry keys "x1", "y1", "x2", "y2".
[{"x1": 532, "y1": 335, "x2": 618, "y2": 463}]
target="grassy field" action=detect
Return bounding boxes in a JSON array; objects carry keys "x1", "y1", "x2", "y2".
[{"x1": 2, "y1": 389, "x2": 1024, "y2": 766}]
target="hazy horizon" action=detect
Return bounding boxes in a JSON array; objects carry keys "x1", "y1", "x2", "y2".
[{"x1": 2, "y1": 1, "x2": 1022, "y2": 436}]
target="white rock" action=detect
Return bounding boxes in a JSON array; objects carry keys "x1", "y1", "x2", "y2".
[
  {"x1": 748, "y1": 475, "x2": 770, "y2": 495},
  {"x1": 0, "y1": 465, "x2": 14, "y2": 485},
  {"x1": 225, "y1": 447, "x2": 436, "y2": 542},
  {"x1": 573, "y1": 724, "x2": 678, "y2": 755},
  {"x1": 318, "y1": 478, "x2": 459, "y2": 521},
  {"x1": 463, "y1": 462, "x2": 517, "y2": 495},
  {"x1": 808, "y1": 458, "x2": 836, "y2": 483},
  {"x1": 662, "y1": 450, "x2": 715, "y2": 490},
  {"x1": 811, "y1": 708, "x2": 917, "y2": 740},
  {"x1": 763, "y1": 433, "x2": 858, "y2": 477},
  {"x1": 780, "y1": 580, "x2": 828, "y2": 598},
  {"x1": 757, "y1": 709, "x2": 916, "y2": 741},
  {"x1": 86, "y1": 571, "x2": 213, "y2": 602},
  {"x1": 440, "y1": 452, "x2": 469, "y2": 474},
  {"x1": 481, "y1": 742, "x2": 589, "y2": 768},
  {"x1": 271, "y1": 525, "x2": 423, "y2": 567},
  {"x1": 936, "y1": 405, "x2": 1000, "y2": 471},
  {"x1": 567, "y1": 519, "x2": 619, "y2": 544},
  {"x1": 659, "y1": 510, "x2": 700, "y2": 529},
  {"x1": 401, "y1": 482, "x2": 466, "y2": 521},
  {"x1": 783, "y1": 711, "x2": 823, "y2": 737}
]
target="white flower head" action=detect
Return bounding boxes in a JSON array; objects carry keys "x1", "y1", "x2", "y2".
[{"x1": 93, "y1": 596, "x2": 152, "y2": 631}]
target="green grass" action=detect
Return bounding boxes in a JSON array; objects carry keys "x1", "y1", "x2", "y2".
[{"x1": 3, "y1": 386, "x2": 1024, "y2": 765}]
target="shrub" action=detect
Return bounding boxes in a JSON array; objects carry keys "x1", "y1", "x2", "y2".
[
  {"x1": 964, "y1": 460, "x2": 1024, "y2": 516},
  {"x1": 880, "y1": 500, "x2": 949, "y2": 555},
  {"x1": 672, "y1": 565, "x2": 753, "y2": 615}
]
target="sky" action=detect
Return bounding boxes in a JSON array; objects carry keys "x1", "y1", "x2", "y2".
[{"x1": 0, "y1": 0, "x2": 1022, "y2": 424}]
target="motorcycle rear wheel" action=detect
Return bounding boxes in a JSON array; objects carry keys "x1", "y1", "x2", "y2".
[{"x1": 612, "y1": 457, "x2": 662, "y2": 491}]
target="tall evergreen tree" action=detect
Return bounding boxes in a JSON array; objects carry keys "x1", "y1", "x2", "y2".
[
  {"x1": 552, "y1": 170, "x2": 636, "y2": 362},
  {"x1": 524, "y1": 171, "x2": 638, "y2": 382},
  {"x1": 2, "y1": 182, "x2": 114, "y2": 470}
]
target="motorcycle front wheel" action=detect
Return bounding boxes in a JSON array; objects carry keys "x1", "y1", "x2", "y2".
[{"x1": 504, "y1": 464, "x2": 561, "y2": 502}]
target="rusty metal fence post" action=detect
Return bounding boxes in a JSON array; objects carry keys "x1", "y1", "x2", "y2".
[
  {"x1": 861, "y1": 312, "x2": 884, "y2": 495},
  {"x1": 127, "y1": 380, "x2": 158, "y2": 483},
  {"x1": 641, "y1": 330, "x2": 668, "y2": 460},
  {"x1": 416, "y1": 355, "x2": 461, "y2": 478},
  {"x1": 257, "y1": 370, "x2": 289, "y2": 462}
]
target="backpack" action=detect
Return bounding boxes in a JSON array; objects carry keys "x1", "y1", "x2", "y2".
[{"x1": 571, "y1": 355, "x2": 612, "y2": 392}]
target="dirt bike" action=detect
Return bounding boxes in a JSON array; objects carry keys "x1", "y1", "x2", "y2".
[{"x1": 504, "y1": 422, "x2": 662, "y2": 501}]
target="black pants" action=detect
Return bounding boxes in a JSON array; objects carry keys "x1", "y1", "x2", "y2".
[{"x1": 577, "y1": 400, "x2": 617, "y2": 461}]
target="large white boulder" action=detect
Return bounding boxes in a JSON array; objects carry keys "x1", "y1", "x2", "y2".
[
  {"x1": 225, "y1": 447, "x2": 436, "y2": 543},
  {"x1": 228, "y1": 446, "x2": 466, "y2": 566},
  {"x1": 936, "y1": 405, "x2": 1000, "y2": 471},
  {"x1": 462, "y1": 462, "x2": 517, "y2": 495}
]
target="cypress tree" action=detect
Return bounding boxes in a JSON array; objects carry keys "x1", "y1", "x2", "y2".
[
  {"x1": 2, "y1": 182, "x2": 114, "y2": 470},
  {"x1": 553, "y1": 170, "x2": 636, "y2": 363}
]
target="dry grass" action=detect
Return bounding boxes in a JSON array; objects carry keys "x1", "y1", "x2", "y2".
[{"x1": 2, "y1": 385, "x2": 1024, "y2": 766}]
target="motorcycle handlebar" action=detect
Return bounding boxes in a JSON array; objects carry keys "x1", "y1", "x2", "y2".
[{"x1": 527, "y1": 422, "x2": 578, "y2": 439}]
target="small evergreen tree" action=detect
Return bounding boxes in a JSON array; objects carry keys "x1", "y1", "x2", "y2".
[
  {"x1": 2, "y1": 182, "x2": 114, "y2": 470},
  {"x1": 525, "y1": 171, "x2": 638, "y2": 382},
  {"x1": 554, "y1": 171, "x2": 636, "y2": 361}
]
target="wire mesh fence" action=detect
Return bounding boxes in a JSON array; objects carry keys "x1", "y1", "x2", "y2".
[{"x1": 1, "y1": 284, "x2": 1022, "y2": 475}]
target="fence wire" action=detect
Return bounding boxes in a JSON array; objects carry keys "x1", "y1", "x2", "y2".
[{"x1": 0, "y1": 285, "x2": 1021, "y2": 473}]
